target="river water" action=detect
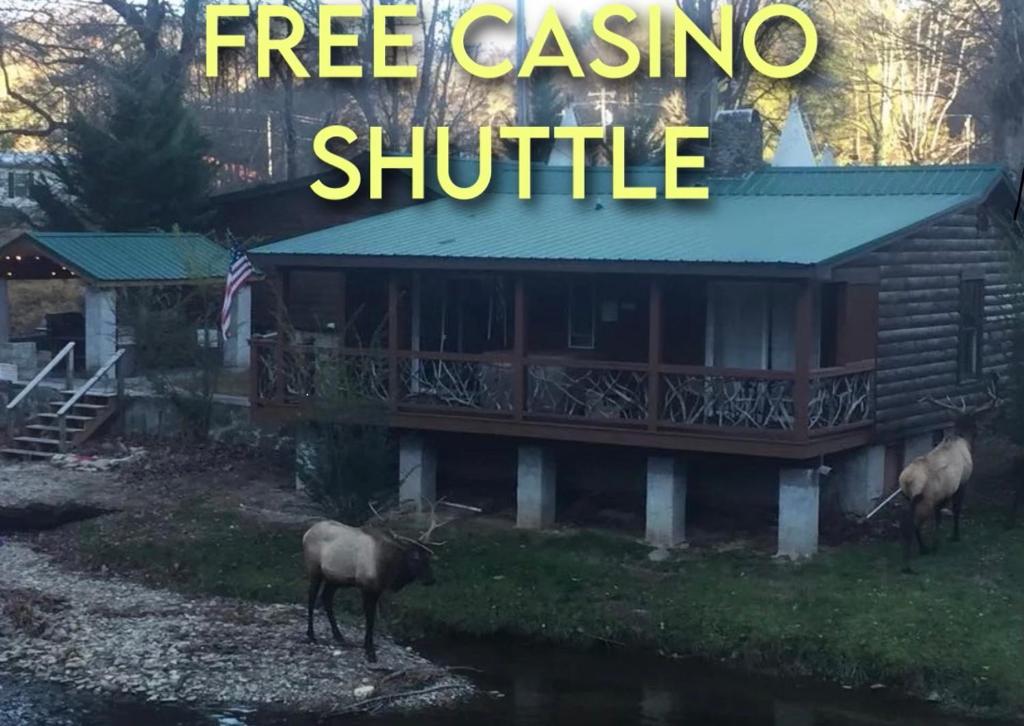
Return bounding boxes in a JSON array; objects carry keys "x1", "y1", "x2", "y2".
[{"x1": 0, "y1": 639, "x2": 1015, "y2": 726}]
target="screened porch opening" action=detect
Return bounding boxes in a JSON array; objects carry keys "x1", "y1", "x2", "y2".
[{"x1": 255, "y1": 268, "x2": 879, "y2": 450}]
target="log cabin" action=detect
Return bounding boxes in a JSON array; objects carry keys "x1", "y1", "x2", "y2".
[{"x1": 246, "y1": 157, "x2": 1020, "y2": 558}]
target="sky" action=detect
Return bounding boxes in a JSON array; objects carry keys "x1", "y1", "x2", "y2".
[{"x1": 490, "y1": 0, "x2": 678, "y2": 47}]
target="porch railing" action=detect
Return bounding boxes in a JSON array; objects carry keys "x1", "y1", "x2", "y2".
[
  {"x1": 6, "y1": 341, "x2": 75, "y2": 437},
  {"x1": 251, "y1": 339, "x2": 875, "y2": 438}
]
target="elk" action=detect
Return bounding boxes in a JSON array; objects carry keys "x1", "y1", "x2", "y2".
[
  {"x1": 899, "y1": 376, "x2": 1001, "y2": 573},
  {"x1": 302, "y1": 502, "x2": 448, "y2": 662}
]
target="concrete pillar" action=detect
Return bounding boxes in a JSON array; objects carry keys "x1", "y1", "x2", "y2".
[
  {"x1": 399, "y1": 434, "x2": 437, "y2": 511},
  {"x1": 0, "y1": 279, "x2": 10, "y2": 344},
  {"x1": 646, "y1": 455, "x2": 687, "y2": 547},
  {"x1": 903, "y1": 431, "x2": 936, "y2": 464},
  {"x1": 517, "y1": 445, "x2": 556, "y2": 529},
  {"x1": 223, "y1": 284, "x2": 252, "y2": 369},
  {"x1": 84, "y1": 286, "x2": 117, "y2": 373},
  {"x1": 834, "y1": 444, "x2": 886, "y2": 516},
  {"x1": 777, "y1": 466, "x2": 820, "y2": 560}
]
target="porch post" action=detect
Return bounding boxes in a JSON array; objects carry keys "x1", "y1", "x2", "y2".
[
  {"x1": 793, "y1": 281, "x2": 814, "y2": 437},
  {"x1": 273, "y1": 270, "x2": 289, "y2": 403},
  {"x1": 513, "y1": 275, "x2": 526, "y2": 419},
  {"x1": 0, "y1": 278, "x2": 10, "y2": 344},
  {"x1": 223, "y1": 284, "x2": 251, "y2": 369},
  {"x1": 387, "y1": 273, "x2": 399, "y2": 409},
  {"x1": 337, "y1": 269, "x2": 347, "y2": 342},
  {"x1": 647, "y1": 278, "x2": 662, "y2": 430},
  {"x1": 84, "y1": 285, "x2": 117, "y2": 373}
]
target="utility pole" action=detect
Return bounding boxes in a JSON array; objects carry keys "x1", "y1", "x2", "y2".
[
  {"x1": 587, "y1": 88, "x2": 617, "y2": 132},
  {"x1": 515, "y1": 0, "x2": 529, "y2": 125}
]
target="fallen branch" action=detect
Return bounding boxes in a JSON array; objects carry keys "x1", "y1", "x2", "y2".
[{"x1": 325, "y1": 683, "x2": 465, "y2": 718}]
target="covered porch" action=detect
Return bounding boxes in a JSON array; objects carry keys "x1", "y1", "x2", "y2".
[
  {"x1": 251, "y1": 265, "x2": 878, "y2": 459},
  {"x1": 0, "y1": 232, "x2": 249, "y2": 382}
]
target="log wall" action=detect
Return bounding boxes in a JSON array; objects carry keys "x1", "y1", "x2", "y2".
[{"x1": 839, "y1": 206, "x2": 1016, "y2": 439}]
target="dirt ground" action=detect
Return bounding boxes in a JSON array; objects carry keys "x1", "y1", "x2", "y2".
[{"x1": 0, "y1": 441, "x2": 472, "y2": 716}]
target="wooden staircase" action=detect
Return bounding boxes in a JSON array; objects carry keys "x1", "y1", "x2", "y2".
[
  {"x1": 3, "y1": 345, "x2": 125, "y2": 461},
  {"x1": 2, "y1": 390, "x2": 120, "y2": 460}
]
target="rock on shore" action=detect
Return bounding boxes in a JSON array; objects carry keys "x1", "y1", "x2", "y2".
[{"x1": 0, "y1": 542, "x2": 470, "y2": 713}]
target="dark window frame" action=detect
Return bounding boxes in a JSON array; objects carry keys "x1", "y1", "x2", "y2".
[{"x1": 957, "y1": 276, "x2": 984, "y2": 382}]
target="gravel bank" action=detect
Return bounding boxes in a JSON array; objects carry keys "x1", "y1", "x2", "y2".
[
  {"x1": 0, "y1": 463, "x2": 119, "y2": 531},
  {"x1": 0, "y1": 542, "x2": 471, "y2": 714}
]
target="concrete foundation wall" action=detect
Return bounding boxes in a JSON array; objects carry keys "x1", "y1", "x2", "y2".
[
  {"x1": 0, "y1": 342, "x2": 38, "y2": 381},
  {"x1": 830, "y1": 445, "x2": 887, "y2": 517},
  {"x1": 903, "y1": 432, "x2": 938, "y2": 464},
  {"x1": 119, "y1": 394, "x2": 249, "y2": 438}
]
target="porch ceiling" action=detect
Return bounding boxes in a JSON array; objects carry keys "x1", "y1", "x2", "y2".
[{"x1": 251, "y1": 165, "x2": 1009, "y2": 271}]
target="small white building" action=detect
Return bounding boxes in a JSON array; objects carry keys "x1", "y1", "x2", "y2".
[{"x1": 0, "y1": 232, "x2": 252, "y2": 380}]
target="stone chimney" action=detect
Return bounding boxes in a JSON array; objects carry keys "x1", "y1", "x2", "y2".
[{"x1": 708, "y1": 108, "x2": 765, "y2": 177}]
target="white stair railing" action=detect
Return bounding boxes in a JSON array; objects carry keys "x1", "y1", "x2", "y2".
[
  {"x1": 56, "y1": 348, "x2": 125, "y2": 451},
  {"x1": 6, "y1": 342, "x2": 75, "y2": 437}
]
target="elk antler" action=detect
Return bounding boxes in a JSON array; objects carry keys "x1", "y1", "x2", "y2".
[
  {"x1": 368, "y1": 498, "x2": 451, "y2": 552},
  {"x1": 919, "y1": 393, "x2": 969, "y2": 414},
  {"x1": 367, "y1": 500, "x2": 403, "y2": 542},
  {"x1": 418, "y1": 498, "x2": 451, "y2": 547},
  {"x1": 972, "y1": 372, "x2": 1004, "y2": 415},
  {"x1": 920, "y1": 373, "x2": 1004, "y2": 417}
]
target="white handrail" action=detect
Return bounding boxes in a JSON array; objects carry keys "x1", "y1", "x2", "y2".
[
  {"x1": 6, "y1": 342, "x2": 75, "y2": 411},
  {"x1": 57, "y1": 348, "x2": 125, "y2": 417}
]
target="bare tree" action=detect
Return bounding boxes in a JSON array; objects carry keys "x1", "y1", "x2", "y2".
[{"x1": 0, "y1": 0, "x2": 202, "y2": 142}]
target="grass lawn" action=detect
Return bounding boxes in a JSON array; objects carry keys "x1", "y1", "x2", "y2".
[{"x1": 66, "y1": 493, "x2": 1024, "y2": 720}]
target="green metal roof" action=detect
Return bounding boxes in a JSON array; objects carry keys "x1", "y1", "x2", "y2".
[
  {"x1": 252, "y1": 165, "x2": 1009, "y2": 268},
  {"x1": 7, "y1": 232, "x2": 230, "y2": 283}
]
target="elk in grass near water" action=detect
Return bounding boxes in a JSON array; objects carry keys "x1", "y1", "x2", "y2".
[
  {"x1": 899, "y1": 375, "x2": 1001, "y2": 573},
  {"x1": 302, "y1": 501, "x2": 449, "y2": 663}
]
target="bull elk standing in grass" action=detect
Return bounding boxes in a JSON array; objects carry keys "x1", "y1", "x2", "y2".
[
  {"x1": 899, "y1": 375, "x2": 1001, "y2": 573},
  {"x1": 302, "y1": 502, "x2": 448, "y2": 662}
]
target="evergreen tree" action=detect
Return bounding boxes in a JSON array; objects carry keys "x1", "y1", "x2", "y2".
[
  {"x1": 502, "y1": 71, "x2": 566, "y2": 162},
  {"x1": 37, "y1": 62, "x2": 212, "y2": 232}
]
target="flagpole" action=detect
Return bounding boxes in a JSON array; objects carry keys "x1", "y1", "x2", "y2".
[{"x1": 515, "y1": 0, "x2": 529, "y2": 125}]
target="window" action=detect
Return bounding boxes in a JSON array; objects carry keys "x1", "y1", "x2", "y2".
[
  {"x1": 706, "y1": 282, "x2": 813, "y2": 371},
  {"x1": 958, "y1": 278, "x2": 984, "y2": 381},
  {"x1": 7, "y1": 171, "x2": 34, "y2": 199},
  {"x1": 568, "y1": 279, "x2": 596, "y2": 349}
]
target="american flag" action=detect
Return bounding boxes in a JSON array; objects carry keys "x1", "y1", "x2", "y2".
[{"x1": 220, "y1": 240, "x2": 254, "y2": 338}]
